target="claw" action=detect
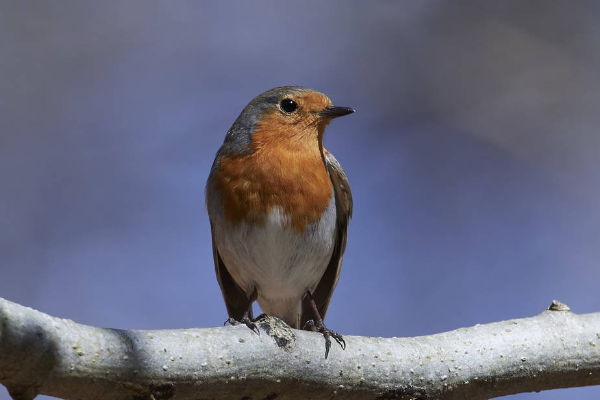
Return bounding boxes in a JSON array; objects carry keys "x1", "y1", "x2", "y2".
[
  {"x1": 312, "y1": 319, "x2": 344, "y2": 359},
  {"x1": 304, "y1": 317, "x2": 345, "y2": 358},
  {"x1": 330, "y1": 329, "x2": 346, "y2": 350},
  {"x1": 304, "y1": 291, "x2": 346, "y2": 358},
  {"x1": 224, "y1": 313, "x2": 262, "y2": 335},
  {"x1": 303, "y1": 319, "x2": 316, "y2": 331}
]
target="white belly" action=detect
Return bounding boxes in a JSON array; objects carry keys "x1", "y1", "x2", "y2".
[{"x1": 210, "y1": 196, "x2": 337, "y2": 323}]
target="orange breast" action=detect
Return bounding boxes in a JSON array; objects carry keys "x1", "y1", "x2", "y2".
[{"x1": 213, "y1": 117, "x2": 333, "y2": 232}]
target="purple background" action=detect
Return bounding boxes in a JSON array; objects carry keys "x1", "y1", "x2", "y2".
[{"x1": 1, "y1": 2, "x2": 599, "y2": 399}]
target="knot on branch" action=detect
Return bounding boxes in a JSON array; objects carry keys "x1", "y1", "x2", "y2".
[
  {"x1": 548, "y1": 300, "x2": 571, "y2": 312},
  {"x1": 258, "y1": 316, "x2": 296, "y2": 351}
]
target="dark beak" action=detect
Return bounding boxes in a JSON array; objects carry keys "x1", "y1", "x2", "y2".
[{"x1": 318, "y1": 105, "x2": 355, "y2": 118}]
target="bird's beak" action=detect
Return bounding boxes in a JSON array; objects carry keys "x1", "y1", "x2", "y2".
[{"x1": 318, "y1": 105, "x2": 355, "y2": 118}]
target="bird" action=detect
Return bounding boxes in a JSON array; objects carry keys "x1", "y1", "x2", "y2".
[{"x1": 206, "y1": 86, "x2": 353, "y2": 357}]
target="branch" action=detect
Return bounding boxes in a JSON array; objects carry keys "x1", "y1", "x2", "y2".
[{"x1": 0, "y1": 297, "x2": 599, "y2": 400}]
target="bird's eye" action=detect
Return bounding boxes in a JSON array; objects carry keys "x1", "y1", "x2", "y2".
[{"x1": 280, "y1": 98, "x2": 298, "y2": 114}]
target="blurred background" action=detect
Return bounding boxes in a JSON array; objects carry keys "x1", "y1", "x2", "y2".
[{"x1": 1, "y1": 1, "x2": 599, "y2": 399}]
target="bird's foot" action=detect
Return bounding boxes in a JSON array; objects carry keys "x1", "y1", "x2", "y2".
[
  {"x1": 224, "y1": 313, "x2": 267, "y2": 336},
  {"x1": 303, "y1": 319, "x2": 346, "y2": 359}
]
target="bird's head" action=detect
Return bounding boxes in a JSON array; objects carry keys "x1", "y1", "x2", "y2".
[{"x1": 221, "y1": 86, "x2": 354, "y2": 156}]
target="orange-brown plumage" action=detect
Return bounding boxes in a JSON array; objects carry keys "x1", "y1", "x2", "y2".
[{"x1": 213, "y1": 91, "x2": 335, "y2": 232}]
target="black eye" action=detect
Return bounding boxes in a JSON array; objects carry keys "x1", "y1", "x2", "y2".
[{"x1": 280, "y1": 98, "x2": 298, "y2": 114}]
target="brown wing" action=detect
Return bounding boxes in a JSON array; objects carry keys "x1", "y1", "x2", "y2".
[
  {"x1": 300, "y1": 150, "x2": 353, "y2": 326},
  {"x1": 211, "y1": 222, "x2": 254, "y2": 321}
]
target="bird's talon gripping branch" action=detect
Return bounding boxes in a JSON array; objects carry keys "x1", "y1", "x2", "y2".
[
  {"x1": 224, "y1": 312, "x2": 261, "y2": 335},
  {"x1": 304, "y1": 291, "x2": 345, "y2": 358},
  {"x1": 332, "y1": 330, "x2": 346, "y2": 350},
  {"x1": 303, "y1": 319, "x2": 316, "y2": 331},
  {"x1": 310, "y1": 318, "x2": 345, "y2": 358}
]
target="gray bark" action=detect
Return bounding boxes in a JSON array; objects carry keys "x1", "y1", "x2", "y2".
[{"x1": 0, "y1": 297, "x2": 599, "y2": 400}]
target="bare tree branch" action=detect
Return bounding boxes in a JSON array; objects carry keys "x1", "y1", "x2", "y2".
[{"x1": 0, "y1": 297, "x2": 599, "y2": 400}]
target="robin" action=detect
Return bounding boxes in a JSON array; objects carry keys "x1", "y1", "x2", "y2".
[{"x1": 206, "y1": 86, "x2": 354, "y2": 357}]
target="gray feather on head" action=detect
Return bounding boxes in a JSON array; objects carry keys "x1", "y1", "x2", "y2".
[{"x1": 218, "y1": 86, "x2": 309, "y2": 157}]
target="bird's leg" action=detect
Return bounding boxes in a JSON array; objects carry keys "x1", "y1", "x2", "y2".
[
  {"x1": 225, "y1": 311, "x2": 267, "y2": 335},
  {"x1": 302, "y1": 291, "x2": 346, "y2": 359}
]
